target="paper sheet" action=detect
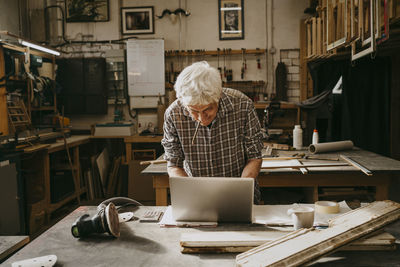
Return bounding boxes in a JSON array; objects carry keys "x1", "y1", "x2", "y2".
[
  {"x1": 158, "y1": 206, "x2": 218, "y2": 227},
  {"x1": 253, "y1": 201, "x2": 352, "y2": 227},
  {"x1": 261, "y1": 159, "x2": 302, "y2": 171},
  {"x1": 159, "y1": 202, "x2": 351, "y2": 228}
]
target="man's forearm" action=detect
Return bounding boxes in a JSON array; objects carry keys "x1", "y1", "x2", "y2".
[
  {"x1": 241, "y1": 158, "x2": 262, "y2": 178},
  {"x1": 167, "y1": 166, "x2": 189, "y2": 177}
]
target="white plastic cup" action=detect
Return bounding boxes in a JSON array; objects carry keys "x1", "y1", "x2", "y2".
[{"x1": 287, "y1": 206, "x2": 314, "y2": 230}]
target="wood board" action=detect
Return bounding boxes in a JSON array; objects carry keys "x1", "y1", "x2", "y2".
[
  {"x1": 236, "y1": 200, "x2": 400, "y2": 267},
  {"x1": 180, "y1": 231, "x2": 396, "y2": 253}
]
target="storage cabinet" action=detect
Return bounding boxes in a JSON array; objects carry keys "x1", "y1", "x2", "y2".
[{"x1": 57, "y1": 57, "x2": 107, "y2": 115}]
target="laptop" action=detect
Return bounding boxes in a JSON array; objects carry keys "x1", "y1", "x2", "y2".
[{"x1": 169, "y1": 177, "x2": 254, "y2": 222}]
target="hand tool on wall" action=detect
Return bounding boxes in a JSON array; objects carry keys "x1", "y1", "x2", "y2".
[
  {"x1": 187, "y1": 49, "x2": 193, "y2": 65},
  {"x1": 241, "y1": 48, "x2": 246, "y2": 79},
  {"x1": 217, "y1": 48, "x2": 222, "y2": 78},
  {"x1": 256, "y1": 48, "x2": 261, "y2": 69},
  {"x1": 227, "y1": 48, "x2": 233, "y2": 81},
  {"x1": 170, "y1": 61, "x2": 175, "y2": 82},
  {"x1": 223, "y1": 48, "x2": 227, "y2": 80}
]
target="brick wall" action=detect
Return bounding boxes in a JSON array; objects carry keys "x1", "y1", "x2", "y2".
[{"x1": 280, "y1": 49, "x2": 300, "y2": 102}]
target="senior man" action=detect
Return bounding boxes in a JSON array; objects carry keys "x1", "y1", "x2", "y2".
[{"x1": 161, "y1": 61, "x2": 264, "y2": 203}]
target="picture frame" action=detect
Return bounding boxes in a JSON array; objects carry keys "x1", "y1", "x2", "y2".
[
  {"x1": 65, "y1": 0, "x2": 109, "y2": 22},
  {"x1": 121, "y1": 6, "x2": 155, "y2": 35},
  {"x1": 218, "y1": 0, "x2": 244, "y2": 40}
]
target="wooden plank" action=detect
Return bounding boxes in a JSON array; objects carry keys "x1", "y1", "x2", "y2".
[
  {"x1": 23, "y1": 144, "x2": 50, "y2": 153},
  {"x1": 261, "y1": 162, "x2": 349, "y2": 169},
  {"x1": 312, "y1": 17, "x2": 317, "y2": 56},
  {"x1": 236, "y1": 201, "x2": 400, "y2": 267},
  {"x1": 317, "y1": 17, "x2": 322, "y2": 55},
  {"x1": 0, "y1": 236, "x2": 29, "y2": 261},
  {"x1": 307, "y1": 21, "x2": 312, "y2": 57},
  {"x1": 340, "y1": 155, "x2": 373, "y2": 175},
  {"x1": 180, "y1": 231, "x2": 396, "y2": 253}
]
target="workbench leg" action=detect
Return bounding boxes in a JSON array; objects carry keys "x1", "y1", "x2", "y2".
[
  {"x1": 73, "y1": 147, "x2": 81, "y2": 204},
  {"x1": 125, "y1": 143, "x2": 132, "y2": 164},
  {"x1": 156, "y1": 189, "x2": 168, "y2": 206},
  {"x1": 44, "y1": 152, "x2": 51, "y2": 223},
  {"x1": 313, "y1": 186, "x2": 319, "y2": 202},
  {"x1": 375, "y1": 185, "x2": 389, "y2": 200}
]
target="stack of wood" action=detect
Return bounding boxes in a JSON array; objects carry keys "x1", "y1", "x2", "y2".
[{"x1": 179, "y1": 200, "x2": 400, "y2": 266}]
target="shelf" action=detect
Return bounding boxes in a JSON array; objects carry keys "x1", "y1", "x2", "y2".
[
  {"x1": 49, "y1": 187, "x2": 86, "y2": 212},
  {"x1": 165, "y1": 48, "x2": 266, "y2": 57},
  {"x1": 254, "y1": 102, "x2": 299, "y2": 110},
  {"x1": 31, "y1": 106, "x2": 56, "y2": 111}
]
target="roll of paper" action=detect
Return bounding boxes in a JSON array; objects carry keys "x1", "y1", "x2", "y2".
[{"x1": 308, "y1": 140, "x2": 353, "y2": 154}]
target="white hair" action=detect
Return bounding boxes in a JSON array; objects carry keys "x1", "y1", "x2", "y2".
[{"x1": 174, "y1": 61, "x2": 222, "y2": 106}]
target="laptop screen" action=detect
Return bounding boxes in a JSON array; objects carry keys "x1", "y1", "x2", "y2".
[{"x1": 169, "y1": 177, "x2": 254, "y2": 222}]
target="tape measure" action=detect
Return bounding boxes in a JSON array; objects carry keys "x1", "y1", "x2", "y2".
[{"x1": 315, "y1": 201, "x2": 340, "y2": 214}]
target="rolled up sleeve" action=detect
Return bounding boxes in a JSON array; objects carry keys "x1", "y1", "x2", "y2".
[
  {"x1": 161, "y1": 108, "x2": 185, "y2": 168},
  {"x1": 243, "y1": 103, "x2": 263, "y2": 159}
]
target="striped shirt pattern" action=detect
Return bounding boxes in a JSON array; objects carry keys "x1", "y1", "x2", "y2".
[{"x1": 162, "y1": 88, "x2": 263, "y2": 177}]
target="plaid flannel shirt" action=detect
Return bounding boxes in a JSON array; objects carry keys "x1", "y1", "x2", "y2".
[{"x1": 162, "y1": 88, "x2": 263, "y2": 177}]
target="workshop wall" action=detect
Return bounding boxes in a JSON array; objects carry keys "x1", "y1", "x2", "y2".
[
  {"x1": 0, "y1": 0, "x2": 24, "y2": 35},
  {"x1": 44, "y1": 0, "x2": 309, "y2": 130}
]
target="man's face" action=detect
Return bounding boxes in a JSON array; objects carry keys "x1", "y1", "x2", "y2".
[{"x1": 187, "y1": 102, "x2": 219, "y2": 126}]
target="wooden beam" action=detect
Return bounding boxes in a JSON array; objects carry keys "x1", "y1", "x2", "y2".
[{"x1": 180, "y1": 231, "x2": 396, "y2": 253}]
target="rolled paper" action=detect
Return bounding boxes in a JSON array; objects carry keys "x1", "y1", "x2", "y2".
[{"x1": 308, "y1": 140, "x2": 353, "y2": 154}]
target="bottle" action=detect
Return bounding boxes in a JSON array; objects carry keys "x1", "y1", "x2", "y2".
[
  {"x1": 312, "y1": 129, "x2": 319, "y2": 145},
  {"x1": 293, "y1": 125, "x2": 303, "y2": 150}
]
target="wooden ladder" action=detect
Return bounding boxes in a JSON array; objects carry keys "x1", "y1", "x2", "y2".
[{"x1": 7, "y1": 100, "x2": 31, "y2": 132}]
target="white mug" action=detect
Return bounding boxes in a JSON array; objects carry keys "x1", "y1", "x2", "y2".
[{"x1": 287, "y1": 206, "x2": 315, "y2": 230}]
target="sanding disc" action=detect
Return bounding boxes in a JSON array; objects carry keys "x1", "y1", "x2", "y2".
[{"x1": 105, "y1": 203, "x2": 120, "y2": 237}]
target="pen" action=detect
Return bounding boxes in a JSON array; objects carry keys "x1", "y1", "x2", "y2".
[{"x1": 192, "y1": 121, "x2": 200, "y2": 145}]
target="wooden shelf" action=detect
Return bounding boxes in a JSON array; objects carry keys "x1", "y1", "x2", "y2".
[
  {"x1": 49, "y1": 187, "x2": 86, "y2": 213},
  {"x1": 31, "y1": 106, "x2": 56, "y2": 111},
  {"x1": 165, "y1": 48, "x2": 266, "y2": 57},
  {"x1": 254, "y1": 102, "x2": 299, "y2": 110}
]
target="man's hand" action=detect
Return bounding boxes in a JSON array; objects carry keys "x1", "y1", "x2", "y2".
[
  {"x1": 241, "y1": 158, "x2": 262, "y2": 178},
  {"x1": 167, "y1": 166, "x2": 189, "y2": 177}
]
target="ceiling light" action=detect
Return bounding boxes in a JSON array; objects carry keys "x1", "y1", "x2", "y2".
[{"x1": 19, "y1": 40, "x2": 61, "y2": 56}]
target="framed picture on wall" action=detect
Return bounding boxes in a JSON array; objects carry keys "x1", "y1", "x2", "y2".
[
  {"x1": 121, "y1": 7, "x2": 155, "y2": 35},
  {"x1": 65, "y1": 0, "x2": 109, "y2": 22},
  {"x1": 218, "y1": 0, "x2": 244, "y2": 40}
]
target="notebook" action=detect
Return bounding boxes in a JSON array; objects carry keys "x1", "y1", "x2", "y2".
[{"x1": 169, "y1": 177, "x2": 254, "y2": 223}]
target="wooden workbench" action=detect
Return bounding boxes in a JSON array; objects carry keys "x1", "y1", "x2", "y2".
[
  {"x1": 22, "y1": 135, "x2": 90, "y2": 234},
  {"x1": 3, "y1": 206, "x2": 400, "y2": 266},
  {"x1": 124, "y1": 135, "x2": 163, "y2": 162},
  {"x1": 142, "y1": 148, "x2": 400, "y2": 206}
]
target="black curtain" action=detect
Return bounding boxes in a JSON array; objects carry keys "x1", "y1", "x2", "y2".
[
  {"x1": 307, "y1": 56, "x2": 391, "y2": 156},
  {"x1": 306, "y1": 59, "x2": 344, "y2": 143},
  {"x1": 341, "y1": 57, "x2": 391, "y2": 156}
]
